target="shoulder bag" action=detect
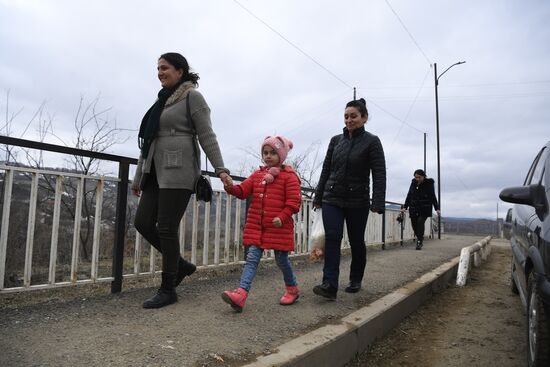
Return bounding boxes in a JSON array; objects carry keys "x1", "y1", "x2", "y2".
[{"x1": 186, "y1": 93, "x2": 213, "y2": 202}]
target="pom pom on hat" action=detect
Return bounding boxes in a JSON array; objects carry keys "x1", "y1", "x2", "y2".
[
  {"x1": 262, "y1": 166, "x2": 280, "y2": 185},
  {"x1": 262, "y1": 135, "x2": 293, "y2": 164}
]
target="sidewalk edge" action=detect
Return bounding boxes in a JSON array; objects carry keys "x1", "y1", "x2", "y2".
[{"x1": 243, "y1": 256, "x2": 460, "y2": 367}]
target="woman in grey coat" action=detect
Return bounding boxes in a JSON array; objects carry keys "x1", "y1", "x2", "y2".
[{"x1": 132, "y1": 52, "x2": 232, "y2": 308}]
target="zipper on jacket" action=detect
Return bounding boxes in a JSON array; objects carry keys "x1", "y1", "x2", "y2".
[{"x1": 342, "y1": 135, "x2": 356, "y2": 190}]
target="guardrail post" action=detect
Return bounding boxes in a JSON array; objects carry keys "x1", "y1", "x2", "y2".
[
  {"x1": 381, "y1": 210, "x2": 386, "y2": 250},
  {"x1": 400, "y1": 218, "x2": 404, "y2": 246},
  {"x1": 111, "y1": 161, "x2": 130, "y2": 293}
]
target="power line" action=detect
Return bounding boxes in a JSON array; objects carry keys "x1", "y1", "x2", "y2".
[
  {"x1": 356, "y1": 88, "x2": 425, "y2": 134},
  {"x1": 232, "y1": 0, "x2": 353, "y2": 89},
  {"x1": 384, "y1": 0, "x2": 432, "y2": 65},
  {"x1": 424, "y1": 135, "x2": 483, "y2": 203},
  {"x1": 390, "y1": 65, "x2": 432, "y2": 146},
  {"x1": 354, "y1": 80, "x2": 550, "y2": 90}
]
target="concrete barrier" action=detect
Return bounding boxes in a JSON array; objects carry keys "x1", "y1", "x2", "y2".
[
  {"x1": 242, "y1": 256, "x2": 461, "y2": 367},
  {"x1": 456, "y1": 236, "x2": 492, "y2": 286}
]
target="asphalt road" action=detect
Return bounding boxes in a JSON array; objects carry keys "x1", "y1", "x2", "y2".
[{"x1": 0, "y1": 235, "x2": 483, "y2": 367}]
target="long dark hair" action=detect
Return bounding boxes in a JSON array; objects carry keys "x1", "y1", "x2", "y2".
[{"x1": 159, "y1": 52, "x2": 200, "y2": 85}]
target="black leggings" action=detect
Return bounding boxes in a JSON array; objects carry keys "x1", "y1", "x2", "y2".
[
  {"x1": 410, "y1": 215, "x2": 428, "y2": 242},
  {"x1": 134, "y1": 165, "x2": 193, "y2": 273}
]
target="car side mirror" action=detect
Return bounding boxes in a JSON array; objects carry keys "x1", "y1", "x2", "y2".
[{"x1": 499, "y1": 184, "x2": 548, "y2": 220}]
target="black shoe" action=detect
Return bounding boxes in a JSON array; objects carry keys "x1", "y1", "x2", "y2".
[
  {"x1": 415, "y1": 240, "x2": 423, "y2": 250},
  {"x1": 344, "y1": 282, "x2": 361, "y2": 293},
  {"x1": 175, "y1": 258, "x2": 197, "y2": 287},
  {"x1": 142, "y1": 289, "x2": 178, "y2": 309},
  {"x1": 313, "y1": 283, "x2": 337, "y2": 300},
  {"x1": 143, "y1": 272, "x2": 178, "y2": 309}
]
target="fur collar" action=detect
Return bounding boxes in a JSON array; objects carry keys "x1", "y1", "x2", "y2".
[{"x1": 165, "y1": 81, "x2": 195, "y2": 107}]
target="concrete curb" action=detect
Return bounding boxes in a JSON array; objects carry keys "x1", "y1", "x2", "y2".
[{"x1": 242, "y1": 255, "x2": 460, "y2": 367}]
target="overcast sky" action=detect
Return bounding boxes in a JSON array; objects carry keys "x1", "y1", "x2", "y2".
[{"x1": 1, "y1": 0, "x2": 549, "y2": 219}]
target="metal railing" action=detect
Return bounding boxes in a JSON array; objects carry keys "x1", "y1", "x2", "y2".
[{"x1": 0, "y1": 136, "x2": 421, "y2": 294}]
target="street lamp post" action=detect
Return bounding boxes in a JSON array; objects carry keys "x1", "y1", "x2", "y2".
[{"x1": 434, "y1": 61, "x2": 465, "y2": 239}]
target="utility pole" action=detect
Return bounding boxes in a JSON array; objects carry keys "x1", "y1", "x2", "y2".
[
  {"x1": 434, "y1": 61, "x2": 466, "y2": 239},
  {"x1": 434, "y1": 63, "x2": 441, "y2": 239},
  {"x1": 353, "y1": 87, "x2": 356, "y2": 100},
  {"x1": 423, "y1": 132, "x2": 427, "y2": 173}
]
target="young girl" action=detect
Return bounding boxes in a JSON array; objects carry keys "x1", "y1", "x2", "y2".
[{"x1": 221, "y1": 136, "x2": 301, "y2": 312}]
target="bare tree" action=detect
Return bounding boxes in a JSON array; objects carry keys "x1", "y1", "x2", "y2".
[
  {"x1": 286, "y1": 141, "x2": 323, "y2": 197},
  {"x1": 1, "y1": 92, "x2": 130, "y2": 262}
]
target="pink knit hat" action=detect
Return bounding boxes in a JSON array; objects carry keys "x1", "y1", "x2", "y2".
[{"x1": 262, "y1": 135, "x2": 293, "y2": 164}]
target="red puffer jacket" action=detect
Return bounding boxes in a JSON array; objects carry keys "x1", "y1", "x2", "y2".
[{"x1": 228, "y1": 165, "x2": 301, "y2": 251}]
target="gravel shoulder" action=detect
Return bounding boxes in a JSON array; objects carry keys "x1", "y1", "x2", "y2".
[{"x1": 347, "y1": 239, "x2": 526, "y2": 367}]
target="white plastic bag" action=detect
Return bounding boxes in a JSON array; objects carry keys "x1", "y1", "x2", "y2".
[{"x1": 308, "y1": 209, "x2": 325, "y2": 261}]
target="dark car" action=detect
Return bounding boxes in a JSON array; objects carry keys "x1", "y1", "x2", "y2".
[{"x1": 499, "y1": 141, "x2": 550, "y2": 367}]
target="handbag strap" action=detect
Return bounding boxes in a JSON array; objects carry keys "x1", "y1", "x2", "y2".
[{"x1": 186, "y1": 93, "x2": 201, "y2": 172}]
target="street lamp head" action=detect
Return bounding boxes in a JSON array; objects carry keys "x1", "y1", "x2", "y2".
[{"x1": 437, "y1": 61, "x2": 466, "y2": 81}]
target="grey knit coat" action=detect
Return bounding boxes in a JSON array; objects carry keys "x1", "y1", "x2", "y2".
[{"x1": 132, "y1": 82, "x2": 229, "y2": 190}]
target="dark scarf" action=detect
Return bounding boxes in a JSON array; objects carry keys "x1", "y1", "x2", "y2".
[{"x1": 138, "y1": 80, "x2": 184, "y2": 158}]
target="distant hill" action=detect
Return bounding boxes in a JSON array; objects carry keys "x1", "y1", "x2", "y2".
[{"x1": 442, "y1": 217, "x2": 501, "y2": 236}]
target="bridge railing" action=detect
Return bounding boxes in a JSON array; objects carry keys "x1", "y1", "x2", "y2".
[{"x1": 0, "y1": 136, "x2": 421, "y2": 294}]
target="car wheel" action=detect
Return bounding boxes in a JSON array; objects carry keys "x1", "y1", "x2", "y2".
[
  {"x1": 527, "y1": 273, "x2": 550, "y2": 367},
  {"x1": 510, "y1": 259, "x2": 519, "y2": 295}
]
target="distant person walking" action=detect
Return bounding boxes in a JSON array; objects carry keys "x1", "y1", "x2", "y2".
[
  {"x1": 312, "y1": 98, "x2": 386, "y2": 300},
  {"x1": 132, "y1": 52, "x2": 232, "y2": 309},
  {"x1": 221, "y1": 135, "x2": 301, "y2": 312},
  {"x1": 400, "y1": 169, "x2": 440, "y2": 250}
]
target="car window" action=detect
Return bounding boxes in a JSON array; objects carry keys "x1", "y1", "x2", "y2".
[
  {"x1": 505, "y1": 208, "x2": 512, "y2": 222},
  {"x1": 525, "y1": 147, "x2": 547, "y2": 185}
]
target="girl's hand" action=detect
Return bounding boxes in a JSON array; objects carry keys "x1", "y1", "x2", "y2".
[
  {"x1": 272, "y1": 217, "x2": 282, "y2": 227},
  {"x1": 219, "y1": 172, "x2": 233, "y2": 189}
]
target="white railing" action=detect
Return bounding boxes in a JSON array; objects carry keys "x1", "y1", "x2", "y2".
[{"x1": 0, "y1": 164, "x2": 418, "y2": 293}]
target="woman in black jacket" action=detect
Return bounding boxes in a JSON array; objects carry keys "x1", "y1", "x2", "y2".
[
  {"x1": 312, "y1": 98, "x2": 386, "y2": 299},
  {"x1": 400, "y1": 169, "x2": 440, "y2": 250}
]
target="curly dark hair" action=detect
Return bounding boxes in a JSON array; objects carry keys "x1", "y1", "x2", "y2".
[{"x1": 159, "y1": 52, "x2": 200, "y2": 85}]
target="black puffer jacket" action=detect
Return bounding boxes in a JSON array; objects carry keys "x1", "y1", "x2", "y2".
[
  {"x1": 403, "y1": 178, "x2": 439, "y2": 217},
  {"x1": 314, "y1": 126, "x2": 386, "y2": 209}
]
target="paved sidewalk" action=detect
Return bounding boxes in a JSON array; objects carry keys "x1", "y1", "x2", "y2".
[{"x1": 0, "y1": 235, "x2": 482, "y2": 367}]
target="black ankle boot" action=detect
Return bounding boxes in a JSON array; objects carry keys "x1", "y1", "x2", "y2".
[
  {"x1": 143, "y1": 272, "x2": 178, "y2": 309},
  {"x1": 175, "y1": 258, "x2": 197, "y2": 287},
  {"x1": 344, "y1": 281, "x2": 361, "y2": 293},
  {"x1": 313, "y1": 282, "x2": 337, "y2": 300}
]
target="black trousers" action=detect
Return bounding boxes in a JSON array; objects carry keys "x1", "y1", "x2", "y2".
[
  {"x1": 410, "y1": 215, "x2": 428, "y2": 242},
  {"x1": 134, "y1": 165, "x2": 193, "y2": 273}
]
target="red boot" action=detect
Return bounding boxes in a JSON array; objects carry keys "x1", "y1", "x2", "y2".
[
  {"x1": 221, "y1": 288, "x2": 248, "y2": 312},
  {"x1": 279, "y1": 285, "x2": 299, "y2": 305}
]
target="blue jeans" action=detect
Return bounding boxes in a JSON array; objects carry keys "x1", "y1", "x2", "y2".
[
  {"x1": 239, "y1": 245, "x2": 297, "y2": 292},
  {"x1": 322, "y1": 203, "x2": 370, "y2": 289}
]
